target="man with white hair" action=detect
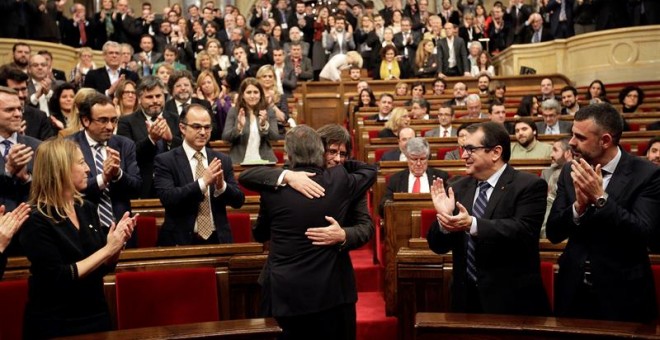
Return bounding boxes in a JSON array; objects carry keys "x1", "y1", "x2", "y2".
[
  {"x1": 83, "y1": 41, "x2": 140, "y2": 96},
  {"x1": 521, "y1": 13, "x2": 554, "y2": 44},
  {"x1": 464, "y1": 94, "x2": 488, "y2": 119}
]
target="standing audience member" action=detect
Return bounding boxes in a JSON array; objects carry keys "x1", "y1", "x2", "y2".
[
  {"x1": 436, "y1": 22, "x2": 471, "y2": 78},
  {"x1": 70, "y1": 48, "x2": 97, "y2": 90},
  {"x1": 83, "y1": 41, "x2": 140, "y2": 97},
  {"x1": 427, "y1": 122, "x2": 550, "y2": 316},
  {"x1": 20, "y1": 138, "x2": 137, "y2": 339},
  {"x1": 546, "y1": 0, "x2": 575, "y2": 39},
  {"x1": 154, "y1": 104, "x2": 245, "y2": 245},
  {"x1": 0, "y1": 203, "x2": 30, "y2": 279},
  {"x1": 70, "y1": 94, "x2": 142, "y2": 237},
  {"x1": 48, "y1": 83, "x2": 77, "y2": 132},
  {"x1": 113, "y1": 80, "x2": 138, "y2": 116},
  {"x1": 547, "y1": 103, "x2": 660, "y2": 322},
  {"x1": 222, "y1": 78, "x2": 280, "y2": 164}
]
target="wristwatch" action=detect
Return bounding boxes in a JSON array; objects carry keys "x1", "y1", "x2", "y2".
[{"x1": 595, "y1": 193, "x2": 609, "y2": 208}]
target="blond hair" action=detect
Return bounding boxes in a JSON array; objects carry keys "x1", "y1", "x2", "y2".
[
  {"x1": 384, "y1": 107, "x2": 410, "y2": 132},
  {"x1": 29, "y1": 139, "x2": 84, "y2": 222},
  {"x1": 196, "y1": 70, "x2": 221, "y2": 101},
  {"x1": 60, "y1": 88, "x2": 97, "y2": 137}
]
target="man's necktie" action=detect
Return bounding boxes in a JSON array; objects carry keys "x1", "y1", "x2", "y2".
[
  {"x1": 559, "y1": 0, "x2": 567, "y2": 21},
  {"x1": 533, "y1": 31, "x2": 540, "y2": 43},
  {"x1": 412, "y1": 176, "x2": 421, "y2": 193},
  {"x1": 194, "y1": 152, "x2": 214, "y2": 240},
  {"x1": 93, "y1": 144, "x2": 114, "y2": 229},
  {"x1": 546, "y1": 126, "x2": 553, "y2": 135},
  {"x1": 443, "y1": 130, "x2": 449, "y2": 137},
  {"x1": 79, "y1": 20, "x2": 87, "y2": 46},
  {"x1": 2, "y1": 140, "x2": 12, "y2": 158},
  {"x1": 467, "y1": 181, "x2": 491, "y2": 282}
]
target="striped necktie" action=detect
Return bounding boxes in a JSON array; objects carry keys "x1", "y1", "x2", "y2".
[
  {"x1": 467, "y1": 181, "x2": 490, "y2": 282},
  {"x1": 1, "y1": 140, "x2": 12, "y2": 158},
  {"x1": 93, "y1": 144, "x2": 114, "y2": 229}
]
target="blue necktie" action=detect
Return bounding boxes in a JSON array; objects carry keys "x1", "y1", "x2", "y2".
[
  {"x1": 467, "y1": 181, "x2": 490, "y2": 282},
  {"x1": 93, "y1": 144, "x2": 114, "y2": 229},
  {"x1": 1, "y1": 140, "x2": 12, "y2": 158}
]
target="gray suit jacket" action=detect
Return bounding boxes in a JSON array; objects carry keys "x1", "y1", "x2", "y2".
[
  {"x1": 435, "y1": 36, "x2": 470, "y2": 75},
  {"x1": 326, "y1": 31, "x2": 356, "y2": 58},
  {"x1": 425, "y1": 127, "x2": 458, "y2": 137},
  {"x1": 221, "y1": 107, "x2": 281, "y2": 164},
  {"x1": 444, "y1": 148, "x2": 461, "y2": 160},
  {"x1": 536, "y1": 120, "x2": 573, "y2": 135}
]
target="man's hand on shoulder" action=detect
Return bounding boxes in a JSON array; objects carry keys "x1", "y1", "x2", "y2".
[
  {"x1": 305, "y1": 216, "x2": 346, "y2": 246},
  {"x1": 285, "y1": 171, "x2": 325, "y2": 199}
]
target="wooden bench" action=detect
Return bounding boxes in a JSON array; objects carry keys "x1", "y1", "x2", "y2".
[
  {"x1": 60, "y1": 318, "x2": 282, "y2": 340},
  {"x1": 414, "y1": 313, "x2": 660, "y2": 340}
]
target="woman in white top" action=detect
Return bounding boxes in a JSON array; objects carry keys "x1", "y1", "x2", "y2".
[
  {"x1": 221, "y1": 78, "x2": 280, "y2": 164},
  {"x1": 470, "y1": 51, "x2": 495, "y2": 77},
  {"x1": 319, "y1": 51, "x2": 363, "y2": 82}
]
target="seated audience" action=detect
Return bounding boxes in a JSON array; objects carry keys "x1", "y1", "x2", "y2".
[
  {"x1": 379, "y1": 108, "x2": 411, "y2": 138},
  {"x1": 619, "y1": 85, "x2": 645, "y2": 113},
  {"x1": 354, "y1": 88, "x2": 377, "y2": 115},
  {"x1": 476, "y1": 74, "x2": 491, "y2": 96},
  {"x1": 379, "y1": 137, "x2": 449, "y2": 216},
  {"x1": 20, "y1": 138, "x2": 137, "y2": 339},
  {"x1": 516, "y1": 95, "x2": 539, "y2": 117},
  {"x1": 489, "y1": 102, "x2": 514, "y2": 134},
  {"x1": 560, "y1": 85, "x2": 581, "y2": 115},
  {"x1": 445, "y1": 82, "x2": 469, "y2": 107},
  {"x1": 222, "y1": 78, "x2": 280, "y2": 164},
  {"x1": 381, "y1": 127, "x2": 416, "y2": 162},
  {"x1": 540, "y1": 137, "x2": 573, "y2": 237},
  {"x1": 372, "y1": 93, "x2": 395, "y2": 122},
  {"x1": 511, "y1": 119, "x2": 552, "y2": 159},
  {"x1": 537, "y1": 99, "x2": 572, "y2": 135},
  {"x1": 464, "y1": 94, "x2": 488, "y2": 119},
  {"x1": 585, "y1": 79, "x2": 609, "y2": 104},
  {"x1": 646, "y1": 136, "x2": 660, "y2": 166},
  {"x1": 488, "y1": 80, "x2": 507, "y2": 105},
  {"x1": 471, "y1": 52, "x2": 495, "y2": 77},
  {"x1": 432, "y1": 77, "x2": 447, "y2": 95},
  {"x1": 394, "y1": 82, "x2": 409, "y2": 97},
  {"x1": 539, "y1": 77, "x2": 560, "y2": 102},
  {"x1": 410, "y1": 98, "x2": 431, "y2": 120},
  {"x1": 425, "y1": 105, "x2": 456, "y2": 137},
  {"x1": 445, "y1": 123, "x2": 471, "y2": 160}
]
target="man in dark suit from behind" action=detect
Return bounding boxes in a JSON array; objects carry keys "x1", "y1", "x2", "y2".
[
  {"x1": 154, "y1": 104, "x2": 245, "y2": 246},
  {"x1": 117, "y1": 76, "x2": 182, "y2": 198},
  {"x1": 70, "y1": 94, "x2": 142, "y2": 237},
  {"x1": 380, "y1": 137, "x2": 449, "y2": 217},
  {"x1": 547, "y1": 103, "x2": 660, "y2": 322},
  {"x1": 249, "y1": 125, "x2": 376, "y2": 340},
  {"x1": 83, "y1": 41, "x2": 139, "y2": 97},
  {"x1": 427, "y1": 122, "x2": 550, "y2": 316},
  {"x1": 0, "y1": 65, "x2": 54, "y2": 142}
]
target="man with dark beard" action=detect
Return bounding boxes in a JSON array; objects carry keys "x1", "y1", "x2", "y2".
[
  {"x1": 510, "y1": 118, "x2": 551, "y2": 160},
  {"x1": 10, "y1": 43, "x2": 31, "y2": 73},
  {"x1": 163, "y1": 70, "x2": 216, "y2": 139},
  {"x1": 117, "y1": 76, "x2": 182, "y2": 198},
  {"x1": 547, "y1": 103, "x2": 660, "y2": 322}
]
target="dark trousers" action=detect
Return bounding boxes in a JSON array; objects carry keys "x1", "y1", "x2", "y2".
[{"x1": 275, "y1": 303, "x2": 357, "y2": 340}]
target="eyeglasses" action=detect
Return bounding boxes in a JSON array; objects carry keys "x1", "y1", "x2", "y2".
[
  {"x1": 326, "y1": 149, "x2": 347, "y2": 158},
  {"x1": 182, "y1": 122, "x2": 213, "y2": 131},
  {"x1": 90, "y1": 117, "x2": 119, "y2": 125},
  {"x1": 463, "y1": 145, "x2": 492, "y2": 156}
]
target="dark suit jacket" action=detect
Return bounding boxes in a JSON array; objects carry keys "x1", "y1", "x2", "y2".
[
  {"x1": 239, "y1": 163, "x2": 373, "y2": 251},
  {"x1": 435, "y1": 37, "x2": 470, "y2": 76},
  {"x1": 0, "y1": 134, "x2": 40, "y2": 212},
  {"x1": 380, "y1": 149, "x2": 402, "y2": 162},
  {"x1": 536, "y1": 121, "x2": 572, "y2": 135},
  {"x1": 61, "y1": 17, "x2": 97, "y2": 49},
  {"x1": 379, "y1": 167, "x2": 449, "y2": 217},
  {"x1": 116, "y1": 110, "x2": 182, "y2": 198},
  {"x1": 23, "y1": 106, "x2": 55, "y2": 141},
  {"x1": 547, "y1": 0, "x2": 575, "y2": 37},
  {"x1": 252, "y1": 163, "x2": 376, "y2": 317},
  {"x1": 226, "y1": 62, "x2": 257, "y2": 92},
  {"x1": 427, "y1": 165, "x2": 550, "y2": 315},
  {"x1": 19, "y1": 200, "x2": 114, "y2": 339},
  {"x1": 287, "y1": 57, "x2": 313, "y2": 81},
  {"x1": 153, "y1": 146, "x2": 245, "y2": 245},
  {"x1": 547, "y1": 150, "x2": 660, "y2": 322},
  {"x1": 82, "y1": 67, "x2": 139, "y2": 96},
  {"x1": 70, "y1": 131, "x2": 142, "y2": 223},
  {"x1": 458, "y1": 26, "x2": 483, "y2": 45},
  {"x1": 520, "y1": 26, "x2": 555, "y2": 44}
]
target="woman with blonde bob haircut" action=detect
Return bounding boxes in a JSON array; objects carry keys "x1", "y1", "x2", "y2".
[
  {"x1": 379, "y1": 107, "x2": 411, "y2": 138},
  {"x1": 20, "y1": 138, "x2": 137, "y2": 339}
]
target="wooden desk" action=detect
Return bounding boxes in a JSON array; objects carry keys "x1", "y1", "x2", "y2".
[
  {"x1": 60, "y1": 318, "x2": 282, "y2": 340},
  {"x1": 415, "y1": 313, "x2": 660, "y2": 340}
]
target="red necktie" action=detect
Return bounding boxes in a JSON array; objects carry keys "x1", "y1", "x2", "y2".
[
  {"x1": 79, "y1": 20, "x2": 87, "y2": 46},
  {"x1": 412, "y1": 176, "x2": 421, "y2": 193}
]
